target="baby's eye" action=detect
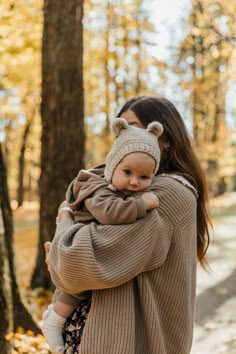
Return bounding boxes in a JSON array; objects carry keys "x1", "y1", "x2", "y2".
[
  {"x1": 141, "y1": 175, "x2": 148, "y2": 180},
  {"x1": 123, "y1": 169, "x2": 131, "y2": 175}
]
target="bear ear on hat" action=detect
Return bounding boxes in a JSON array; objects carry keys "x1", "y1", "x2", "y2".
[
  {"x1": 147, "y1": 121, "x2": 163, "y2": 138},
  {"x1": 111, "y1": 118, "x2": 129, "y2": 137}
]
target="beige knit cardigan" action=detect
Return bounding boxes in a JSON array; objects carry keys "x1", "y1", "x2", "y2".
[{"x1": 49, "y1": 174, "x2": 197, "y2": 354}]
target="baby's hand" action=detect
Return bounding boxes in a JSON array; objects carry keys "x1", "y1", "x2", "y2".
[{"x1": 141, "y1": 192, "x2": 159, "y2": 210}]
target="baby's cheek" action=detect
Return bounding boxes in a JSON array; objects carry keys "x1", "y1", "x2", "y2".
[{"x1": 147, "y1": 180, "x2": 153, "y2": 188}]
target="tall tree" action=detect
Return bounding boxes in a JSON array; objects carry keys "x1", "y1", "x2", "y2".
[
  {"x1": 31, "y1": 0, "x2": 85, "y2": 288},
  {"x1": 17, "y1": 120, "x2": 31, "y2": 206},
  {"x1": 0, "y1": 191, "x2": 12, "y2": 354}
]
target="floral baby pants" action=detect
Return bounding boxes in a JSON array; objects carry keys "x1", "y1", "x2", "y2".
[{"x1": 63, "y1": 297, "x2": 91, "y2": 354}]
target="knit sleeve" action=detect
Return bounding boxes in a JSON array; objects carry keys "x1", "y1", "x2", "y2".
[
  {"x1": 48, "y1": 207, "x2": 173, "y2": 295},
  {"x1": 84, "y1": 189, "x2": 147, "y2": 224}
]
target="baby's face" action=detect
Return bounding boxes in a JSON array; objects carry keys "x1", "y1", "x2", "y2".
[{"x1": 112, "y1": 152, "x2": 155, "y2": 196}]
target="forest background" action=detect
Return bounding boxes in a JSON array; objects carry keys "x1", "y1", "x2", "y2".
[{"x1": 0, "y1": 0, "x2": 235, "y2": 353}]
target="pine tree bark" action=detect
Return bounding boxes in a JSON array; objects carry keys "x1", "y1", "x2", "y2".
[{"x1": 31, "y1": 0, "x2": 85, "y2": 288}]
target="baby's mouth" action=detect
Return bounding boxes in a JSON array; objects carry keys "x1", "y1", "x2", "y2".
[
  {"x1": 122, "y1": 189, "x2": 136, "y2": 195},
  {"x1": 121, "y1": 189, "x2": 133, "y2": 195}
]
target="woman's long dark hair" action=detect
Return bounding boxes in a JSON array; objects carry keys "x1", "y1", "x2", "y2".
[{"x1": 118, "y1": 96, "x2": 212, "y2": 268}]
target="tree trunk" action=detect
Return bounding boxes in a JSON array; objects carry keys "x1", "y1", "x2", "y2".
[
  {"x1": 17, "y1": 121, "x2": 31, "y2": 207},
  {"x1": 0, "y1": 231, "x2": 13, "y2": 354},
  {"x1": 0, "y1": 144, "x2": 40, "y2": 343},
  {"x1": 31, "y1": 0, "x2": 85, "y2": 288}
]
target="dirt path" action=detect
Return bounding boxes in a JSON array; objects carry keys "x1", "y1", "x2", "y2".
[{"x1": 192, "y1": 214, "x2": 236, "y2": 353}]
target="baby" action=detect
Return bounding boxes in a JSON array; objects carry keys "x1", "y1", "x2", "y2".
[{"x1": 42, "y1": 118, "x2": 163, "y2": 353}]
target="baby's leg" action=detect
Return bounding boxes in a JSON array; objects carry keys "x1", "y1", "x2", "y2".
[
  {"x1": 54, "y1": 301, "x2": 75, "y2": 318},
  {"x1": 42, "y1": 300, "x2": 75, "y2": 353}
]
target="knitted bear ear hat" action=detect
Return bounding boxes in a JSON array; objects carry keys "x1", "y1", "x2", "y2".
[{"x1": 104, "y1": 118, "x2": 163, "y2": 183}]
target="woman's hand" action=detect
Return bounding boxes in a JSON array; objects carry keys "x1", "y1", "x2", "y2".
[
  {"x1": 58, "y1": 200, "x2": 68, "y2": 211},
  {"x1": 44, "y1": 241, "x2": 52, "y2": 271},
  {"x1": 56, "y1": 200, "x2": 74, "y2": 223}
]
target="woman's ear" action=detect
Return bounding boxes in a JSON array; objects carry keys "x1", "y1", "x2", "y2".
[
  {"x1": 159, "y1": 135, "x2": 170, "y2": 153},
  {"x1": 164, "y1": 141, "x2": 170, "y2": 152}
]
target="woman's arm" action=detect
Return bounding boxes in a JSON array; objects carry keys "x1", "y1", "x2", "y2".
[{"x1": 48, "y1": 206, "x2": 173, "y2": 295}]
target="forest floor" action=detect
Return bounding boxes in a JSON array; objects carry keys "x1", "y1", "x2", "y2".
[{"x1": 6, "y1": 193, "x2": 236, "y2": 353}]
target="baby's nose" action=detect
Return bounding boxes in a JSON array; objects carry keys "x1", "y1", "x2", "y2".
[{"x1": 129, "y1": 177, "x2": 138, "y2": 186}]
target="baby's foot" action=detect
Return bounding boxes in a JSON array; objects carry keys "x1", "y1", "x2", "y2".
[{"x1": 42, "y1": 309, "x2": 65, "y2": 353}]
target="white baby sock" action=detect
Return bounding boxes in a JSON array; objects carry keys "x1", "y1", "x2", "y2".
[{"x1": 42, "y1": 309, "x2": 66, "y2": 353}]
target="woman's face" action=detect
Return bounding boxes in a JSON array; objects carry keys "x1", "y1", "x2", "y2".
[
  {"x1": 120, "y1": 109, "x2": 166, "y2": 154},
  {"x1": 120, "y1": 110, "x2": 145, "y2": 128}
]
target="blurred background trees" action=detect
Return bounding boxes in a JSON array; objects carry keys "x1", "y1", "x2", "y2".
[
  {"x1": 176, "y1": 0, "x2": 236, "y2": 195},
  {"x1": 0, "y1": 0, "x2": 42, "y2": 205}
]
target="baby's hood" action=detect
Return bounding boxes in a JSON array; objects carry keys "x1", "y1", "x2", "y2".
[{"x1": 66, "y1": 167, "x2": 107, "y2": 210}]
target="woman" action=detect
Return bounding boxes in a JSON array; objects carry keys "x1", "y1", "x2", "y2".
[{"x1": 45, "y1": 95, "x2": 211, "y2": 354}]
